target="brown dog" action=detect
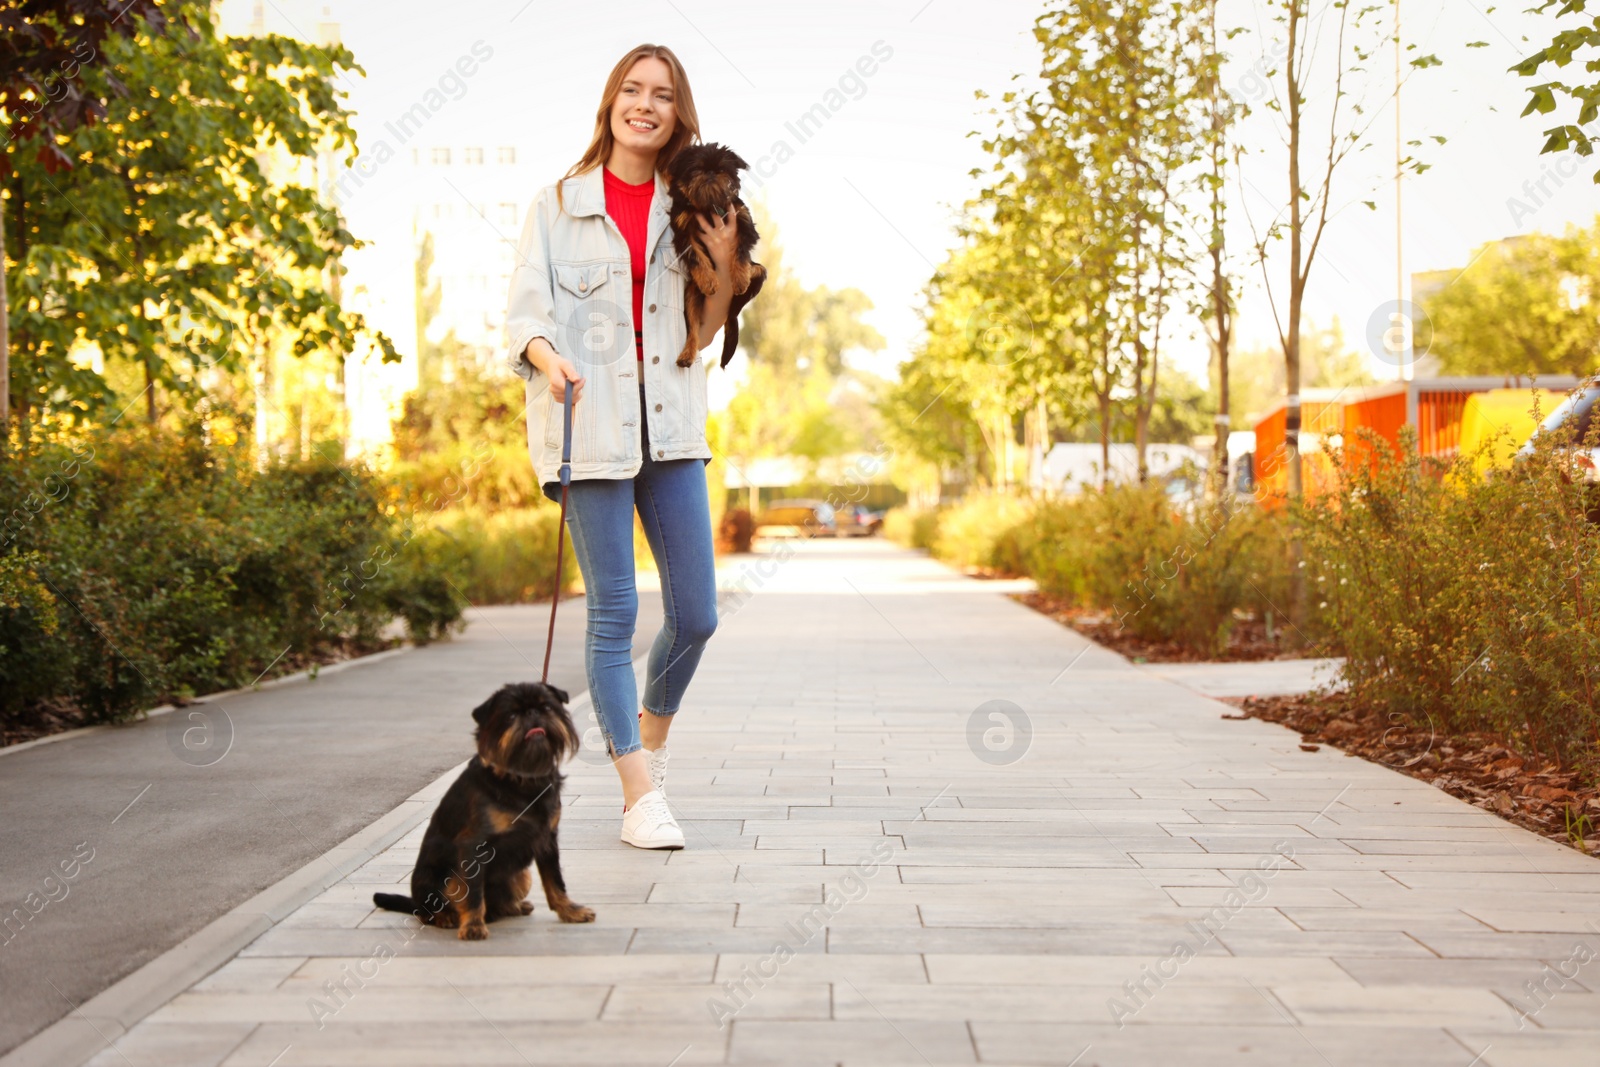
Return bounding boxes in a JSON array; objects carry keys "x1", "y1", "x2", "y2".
[
  {"x1": 372, "y1": 683, "x2": 594, "y2": 939},
  {"x1": 665, "y1": 142, "x2": 767, "y2": 369}
]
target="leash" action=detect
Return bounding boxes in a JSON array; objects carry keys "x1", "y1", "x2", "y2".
[{"x1": 541, "y1": 386, "x2": 574, "y2": 684}]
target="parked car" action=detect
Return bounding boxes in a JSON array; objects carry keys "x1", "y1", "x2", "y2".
[
  {"x1": 1517, "y1": 380, "x2": 1600, "y2": 481},
  {"x1": 754, "y1": 499, "x2": 836, "y2": 539},
  {"x1": 1515, "y1": 380, "x2": 1600, "y2": 522},
  {"x1": 833, "y1": 505, "x2": 883, "y2": 537}
]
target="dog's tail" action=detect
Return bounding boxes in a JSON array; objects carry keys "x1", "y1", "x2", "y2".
[{"x1": 372, "y1": 892, "x2": 418, "y2": 913}]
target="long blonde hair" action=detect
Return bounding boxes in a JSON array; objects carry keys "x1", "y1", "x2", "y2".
[{"x1": 556, "y1": 44, "x2": 700, "y2": 213}]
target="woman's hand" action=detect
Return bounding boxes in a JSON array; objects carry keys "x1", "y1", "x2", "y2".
[
  {"x1": 695, "y1": 208, "x2": 737, "y2": 350},
  {"x1": 547, "y1": 355, "x2": 585, "y2": 404},
  {"x1": 525, "y1": 338, "x2": 585, "y2": 404},
  {"x1": 696, "y1": 206, "x2": 737, "y2": 289}
]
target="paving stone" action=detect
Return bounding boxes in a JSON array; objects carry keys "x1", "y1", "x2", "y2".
[
  {"x1": 970, "y1": 1021, "x2": 1478, "y2": 1066},
  {"x1": 727, "y1": 1020, "x2": 975, "y2": 1065},
  {"x1": 81, "y1": 1023, "x2": 253, "y2": 1067}
]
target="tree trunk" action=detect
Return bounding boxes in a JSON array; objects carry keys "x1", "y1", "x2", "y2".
[
  {"x1": 1205, "y1": 0, "x2": 1232, "y2": 505},
  {"x1": 1094, "y1": 342, "x2": 1107, "y2": 492},
  {"x1": 1285, "y1": 0, "x2": 1307, "y2": 632},
  {"x1": 1208, "y1": 254, "x2": 1232, "y2": 501},
  {"x1": 1285, "y1": 0, "x2": 1304, "y2": 501},
  {"x1": 0, "y1": 201, "x2": 9, "y2": 444}
]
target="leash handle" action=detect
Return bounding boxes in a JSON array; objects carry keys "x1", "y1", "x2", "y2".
[
  {"x1": 559, "y1": 386, "x2": 573, "y2": 483},
  {"x1": 542, "y1": 386, "x2": 575, "y2": 684}
]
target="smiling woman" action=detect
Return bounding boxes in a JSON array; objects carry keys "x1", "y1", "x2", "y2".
[{"x1": 504, "y1": 44, "x2": 741, "y2": 852}]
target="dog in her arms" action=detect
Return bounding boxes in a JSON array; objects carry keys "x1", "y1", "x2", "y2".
[{"x1": 664, "y1": 142, "x2": 767, "y2": 369}]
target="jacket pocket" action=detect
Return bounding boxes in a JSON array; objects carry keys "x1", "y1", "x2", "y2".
[
  {"x1": 553, "y1": 262, "x2": 610, "y2": 299},
  {"x1": 551, "y1": 262, "x2": 623, "y2": 368}
]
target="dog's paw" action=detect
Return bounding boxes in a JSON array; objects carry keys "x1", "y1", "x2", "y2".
[
  {"x1": 557, "y1": 903, "x2": 596, "y2": 924},
  {"x1": 459, "y1": 921, "x2": 489, "y2": 941},
  {"x1": 518, "y1": 900, "x2": 535, "y2": 916}
]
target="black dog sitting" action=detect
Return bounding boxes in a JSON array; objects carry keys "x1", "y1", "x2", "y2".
[
  {"x1": 372, "y1": 682, "x2": 594, "y2": 939},
  {"x1": 665, "y1": 142, "x2": 767, "y2": 369}
]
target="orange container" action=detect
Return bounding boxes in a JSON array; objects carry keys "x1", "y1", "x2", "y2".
[{"x1": 1251, "y1": 376, "x2": 1578, "y2": 504}]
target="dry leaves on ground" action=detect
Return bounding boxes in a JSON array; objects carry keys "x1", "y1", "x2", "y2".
[{"x1": 1225, "y1": 690, "x2": 1600, "y2": 854}]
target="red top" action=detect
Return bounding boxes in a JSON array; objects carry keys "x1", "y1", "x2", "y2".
[{"x1": 603, "y1": 166, "x2": 654, "y2": 361}]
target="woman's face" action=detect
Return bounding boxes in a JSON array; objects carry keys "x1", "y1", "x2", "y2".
[{"x1": 609, "y1": 56, "x2": 676, "y2": 156}]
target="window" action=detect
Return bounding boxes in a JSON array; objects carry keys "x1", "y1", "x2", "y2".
[
  {"x1": 497, "y1": 146, "x2": 516, "y2": 165},
  {"x1": 464, "y1": 146, "x2": 483, "y2": 165},
  {"x1": 430, "y1": 147, "x2": 451, "y2": 165}
]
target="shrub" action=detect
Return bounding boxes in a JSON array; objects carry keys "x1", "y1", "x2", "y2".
[
  {"x1": 718, "y1": 507, "x2": 755, "y2": 554},
  {"x1": 1016, "y1": 485, "x2": 1295, "y2": 657},
  {"x1": 1301, "y1": 425, "x2": 1600, "y2": 773},
  {"x1": 883, "y1": 505, "x2": 940, "y2": 550},
  {"x1": 425, "y1": 506, "x2": 574, "y2": 605},
  {"x1": 932, "y1": 492, "x2": 1034, "y2": 573},
  {"x1": 0, "y1": 424, "x2": 465, "y2": 728}
]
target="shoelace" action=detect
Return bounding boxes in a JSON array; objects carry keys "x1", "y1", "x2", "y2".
[
  {"x1": 647, "y1": 748, "x2": 669, "y2": 792},
  {"x1": 631, "y1": 793, "x2": 674, "y2": 828}
]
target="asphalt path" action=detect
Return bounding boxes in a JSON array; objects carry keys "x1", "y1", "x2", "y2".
[{"x1": 0, "y1": 596, "x2": 659, "y2": 1055}]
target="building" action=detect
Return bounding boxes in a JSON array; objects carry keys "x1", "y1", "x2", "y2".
[{"x1": 402, "y1": 143, "x2": 542, "y2": 358}]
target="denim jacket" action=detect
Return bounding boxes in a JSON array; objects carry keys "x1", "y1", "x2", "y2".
[{"x1": 504, "y1": 165, "x2": 710, "y2": 493}]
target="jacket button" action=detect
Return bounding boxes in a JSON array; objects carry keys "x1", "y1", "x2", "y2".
[
  {"x1": 655, "y1": 403, "x2": 662, "y2": 412},
  {"x1": 648, "y1": 303, "x2": 657, "y2": 313},
  {"x1": 652, "y1": 356, "x2": 659, "y2": 364},
  {"x1": 657, "y1": 450, "x2": 665, "y2": 458},
  {"x1": 578, "y1": 280, "x2": 588, "y2": 292}
]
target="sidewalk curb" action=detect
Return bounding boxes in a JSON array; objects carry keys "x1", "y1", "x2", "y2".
[
  {"x1": 0, "y1": 662, "x2": 617, "y2": 1067},
  {"x1": 0, "y1": 645, "x2": 414, "y2": 760}
]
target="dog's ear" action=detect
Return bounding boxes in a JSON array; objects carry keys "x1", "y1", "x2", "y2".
[
  {"x1": 471, "y1": 690, "x2": 502, "y2": 726},
  {"x1": 548, "y1": 684, "x2": 570, "y2": 706}
]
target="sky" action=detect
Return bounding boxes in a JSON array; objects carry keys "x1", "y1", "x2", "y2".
[{"x1": 219, "y1": 0, "x2": 1600, "y2": 392}]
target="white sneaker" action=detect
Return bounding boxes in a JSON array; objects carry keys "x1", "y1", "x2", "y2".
[
  {"x1": 644, "y1": 746, "x2": 669, "y2": 795},
  {"x1": 621, "y1": 790, "x2": 685, "y2": 849}
]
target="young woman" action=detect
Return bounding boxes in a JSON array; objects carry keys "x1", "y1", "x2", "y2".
[{"x1": 504, "y1": 44, "x2": 736, "y2": 849}]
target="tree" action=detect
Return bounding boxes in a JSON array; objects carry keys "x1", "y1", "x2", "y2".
[
  {"x1": 1200, "y1": 0, "x2": 1246, "y2": 502},
  {"x1": 1512, "y1": 0, "x2": 1600, "y2": 184},
  {"x1": 1415, "y1": 225, "x2": 1600, "y2": 377},
  {"x1": 4, "y1": 2, "x2": 394, "y2": 433},
  {"x1": 0, "y1": 0, "x2": 175, "y2": 432},
  {"x1": 723, "y1": 202, "x2": 884, "y2": 468},
  {"x1": 1245, "y1": 0, "x2": 1438, "y2": 499},
  {"x1": 973, "y1": 0, "x2": 1217, "y2": 486},
  {"x1": 737, "y1": 201, "x2": 883, "y2": 380}
]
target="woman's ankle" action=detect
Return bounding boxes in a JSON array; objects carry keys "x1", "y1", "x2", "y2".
[
  {"x1": 615, "y1": 750, "x2": 653, "y2": 809},
  {"x1": 639, "y1": 704, "x2": 673, "y2": 751}
]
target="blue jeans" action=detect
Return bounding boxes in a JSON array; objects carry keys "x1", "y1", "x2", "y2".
[{"x1": 546, "y1": 384, "x2": 717, "y2": 758}]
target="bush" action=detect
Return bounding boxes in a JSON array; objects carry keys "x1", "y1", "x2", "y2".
[
  {"x1": 932, "y1": 492, "x2": 1034, "y2": 573},
  {"x1": 0, "y1": 424, "x2": 465, "y2": 728},
  {"x1": 717, "y1": 507, "x2": 755, "y2": 554},
  {"x1": 1301, "y1": 425, "x2": 1600, "y2": 773},
  {"x1": 425, "y1": 506, "x2": 575, "y2": 605},
  {"x1": 1017, "y1": 485, "x2": 1295, "y2": 657},
  {"x1": 883, "y1": 505, "x2": 940, "y2": 550}
]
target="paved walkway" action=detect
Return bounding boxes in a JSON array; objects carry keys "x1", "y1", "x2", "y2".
[
  {"x1": 1136, "y1": 658, "x2": 1346, "y2": 699},
  {"x1": 18, "y1": 540, "x2": 1600, "y2": 1066}
]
